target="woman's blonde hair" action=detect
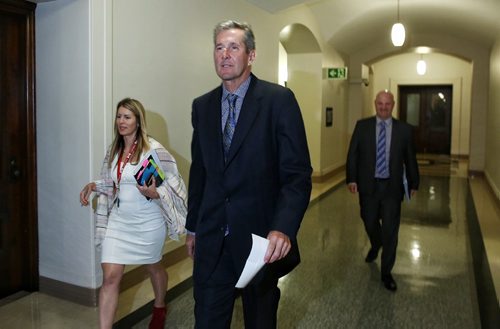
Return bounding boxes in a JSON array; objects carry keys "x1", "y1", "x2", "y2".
[{"x1": 108, "y1": 97, "x2": 150, "y2": 168}]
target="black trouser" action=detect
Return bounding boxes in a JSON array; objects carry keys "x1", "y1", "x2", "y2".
[
  {"x1": 193, "y1": 237, "x2": 280, "y2": 329},
  {"x1": 359, "y1": 179, "x2": 401, "y2": 275}
]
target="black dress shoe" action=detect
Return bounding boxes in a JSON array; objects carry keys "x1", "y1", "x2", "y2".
[
  {"x1": 365, "y1": 248, "x2": 379, "y2": 263},
  {"x1": 381, "y1": 274, "x2": 397, "y2": 291}
]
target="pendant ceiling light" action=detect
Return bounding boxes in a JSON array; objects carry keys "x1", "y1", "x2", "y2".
[
  {"x1": 416, "y1": 55, "x2": 427, "y2": 75},
  {"x1": 391, "y1": 0, "x2": 405, "y2": 47}
]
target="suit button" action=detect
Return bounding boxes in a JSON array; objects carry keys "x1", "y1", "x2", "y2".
[{"x1": 225, "y1": 197, "x2": 230, "y2": 203}]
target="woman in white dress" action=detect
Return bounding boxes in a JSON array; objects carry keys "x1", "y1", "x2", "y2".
[{"x1": 80, "y1": 98, "x2": 187, "y2": 329}]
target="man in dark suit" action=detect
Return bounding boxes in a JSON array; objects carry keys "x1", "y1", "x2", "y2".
[
  {"x1": 346, "y1": 90, "x2": 419, "y2": 292},
  {"x1": 185, "y1": 20, "x2": 312, "y2": 328}
]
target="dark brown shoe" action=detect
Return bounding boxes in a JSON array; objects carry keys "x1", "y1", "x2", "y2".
[{"x1": 381, "y1": 274, "x2": 397, "y2": 292}]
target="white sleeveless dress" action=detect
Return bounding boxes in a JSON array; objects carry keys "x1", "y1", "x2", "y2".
[{"x1": 101, "y1": 155, "x2": 166, "y2": 265}]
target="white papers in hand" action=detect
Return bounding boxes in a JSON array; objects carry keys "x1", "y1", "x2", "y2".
[
  {"x1": 403, "y1": 168, "x2": 410, "y2": 202},
  {"x1": 235, "y1": 234, "x2": 270, "y2": 288}
]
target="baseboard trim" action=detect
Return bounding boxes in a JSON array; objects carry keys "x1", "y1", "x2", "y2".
[
  {"x1": 39, "y1": 276, "x2": 99, "y2": 307},
  {"x1": 466, "y1": 186, "x2": 500, "y2": 328},
  {"x1": 312, "y1": 165, "x2": 345, "y2": 184},
  {"x1": 469, "y1": 170, "x2": 483, "y2": 178}
]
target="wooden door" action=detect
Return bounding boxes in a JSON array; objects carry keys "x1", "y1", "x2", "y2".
[
  {"x1": 0, "y1": 0, "x2": 38, "y2": 299},
  {"x1": 399, "y1": 85, "x2": 452, "y2": 154}
]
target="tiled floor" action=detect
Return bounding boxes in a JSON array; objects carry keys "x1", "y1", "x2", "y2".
[{"x1": 1, "y1": 157, "x2": 499, "y2": 328}]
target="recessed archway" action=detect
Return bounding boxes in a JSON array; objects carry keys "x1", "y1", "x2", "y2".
[{"x1": 278, "y1": 23, "x2": 323, "y2": 177}]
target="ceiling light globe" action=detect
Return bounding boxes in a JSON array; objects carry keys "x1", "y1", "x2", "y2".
[
  {"x1": 391, "y1": 23, "x2": 405, "y2": 47},
  {"x1": 417, "y1": 59, "x2": 427, "y2": 75}
]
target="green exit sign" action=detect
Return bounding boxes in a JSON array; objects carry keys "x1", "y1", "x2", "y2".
[{"x1": 327, "y1": 67, "x2": 348, "y2": 80}]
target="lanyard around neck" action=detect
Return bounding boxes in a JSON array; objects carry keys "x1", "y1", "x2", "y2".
[{"x1": 117, "y1": 140, "x2": 138, "y2": 185}]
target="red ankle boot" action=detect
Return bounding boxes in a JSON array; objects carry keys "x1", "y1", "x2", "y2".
[{"x1": 149, "y1": 306, "x2": 166, "y2": 329}]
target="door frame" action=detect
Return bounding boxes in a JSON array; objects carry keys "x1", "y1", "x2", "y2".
[
  {"x1": 0, "y1": 0, "x2": 38, "y2": 295},
  {"x1": 398, "y1": 85, "x2": 453, "y2": 155}
]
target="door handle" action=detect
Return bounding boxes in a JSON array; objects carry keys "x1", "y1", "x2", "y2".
[{"x1": 9, "y1": 158, "x2": 22, "y2": 181}]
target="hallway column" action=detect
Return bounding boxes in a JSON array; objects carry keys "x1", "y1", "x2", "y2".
[{"x1": 36, "y1": 0, "x2": 113, "y2": 305}]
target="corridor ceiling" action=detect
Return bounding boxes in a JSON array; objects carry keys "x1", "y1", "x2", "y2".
[{"x1": 245, "y1": 0, "x2": 500, "y2": 55}]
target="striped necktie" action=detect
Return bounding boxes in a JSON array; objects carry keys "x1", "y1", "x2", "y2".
[
  {"x1": 223, "y1": 94, "x2": 237, "y2": 161},
  {"x1": 376, "y1": 121, "x2": 388, "y2": 178}
]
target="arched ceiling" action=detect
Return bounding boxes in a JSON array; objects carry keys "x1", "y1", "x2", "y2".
[
  {"x1": 280, "y1": 24, "x2": 321, "y2": 54},
  {"x1": 246, "y1": 0, "x2": 500, "y2": 55}
]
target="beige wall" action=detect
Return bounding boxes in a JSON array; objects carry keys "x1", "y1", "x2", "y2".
[
  {"x1": 486, "y1": 39, "x2": 500, "y2": 201},
  {"x1": 320, "y1": 77, "x2": 348, "y2": 174},
  {"x1": 288, "y1": 53, "x2": 323, "y2": 174},
  {"x1": 320, "y1": 44, "x2": 349, "y2": 175}
]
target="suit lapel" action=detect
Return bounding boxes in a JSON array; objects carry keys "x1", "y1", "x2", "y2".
[
  {"x1": 225, "y1": 76, "x2": 261, "y2": 166},
  {"x1": 389, "y1": 119, "x2": 399, "y2": 158},
  {"x1": 200, "y1": 87, "x2": 225, "y2": 168},
  {"x1": 368, "y1": 117, "x2": 377, "y2": 156}
]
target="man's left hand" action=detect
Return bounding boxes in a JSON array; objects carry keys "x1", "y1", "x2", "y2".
[{"x1": 264, "y1": 230, "x2": 291, "y2": 263}]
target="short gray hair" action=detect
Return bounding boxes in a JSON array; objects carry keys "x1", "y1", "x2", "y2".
[{"x1": 213, "y1": 20, "x2": 256, "y2": 53}]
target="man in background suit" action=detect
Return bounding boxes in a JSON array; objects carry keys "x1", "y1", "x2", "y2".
[
  {"x1": 346, "y1": 90, "x2": 419, "y2": 292},
  {"x1": 185, "y1": 20, "x2": 312, "y2": 328}
]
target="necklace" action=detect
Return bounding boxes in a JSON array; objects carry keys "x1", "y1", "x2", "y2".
[{"x1": 116, "y1": 140, "x2": 138, "y2": 207}]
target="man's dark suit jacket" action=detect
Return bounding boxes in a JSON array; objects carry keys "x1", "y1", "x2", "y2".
[
  {"x1": 346, "y1": 116, "x2": 419, "y2": 198},
  {"x1": 186, "y1": 74, "x2": 312, "y2": 284}
]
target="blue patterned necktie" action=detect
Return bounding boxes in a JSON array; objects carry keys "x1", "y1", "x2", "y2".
[
  {"x1": 376, "y1": 121, "x2": 388, "y2": 177},
  {"x1": 223, "y1": 94, "x2": 237, "y2": 162}
]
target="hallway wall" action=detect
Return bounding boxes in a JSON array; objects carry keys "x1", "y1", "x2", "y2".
[
  {"x1": 36, "y1": 0, "x2": 100, "y2": 289},
  {"x1": 320, "y1": 42, "x2": 349, "y2": 175},
  {"x1": 287, "y1": 53, "x2": 322, "y2": 172},
  {"x1": 320, "y1": 76, "x2": 348, "y2": 174},
  {"x1": 278, "y1": 21, "x2": 348, "y2": 178},
  {"x1": 486, "y1": 39, "x2": 500, "y2": 201}
]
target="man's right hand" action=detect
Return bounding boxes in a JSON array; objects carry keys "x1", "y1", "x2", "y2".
[{"x1": 348, "y1": 182, "x2": 358, "y2": 194}]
